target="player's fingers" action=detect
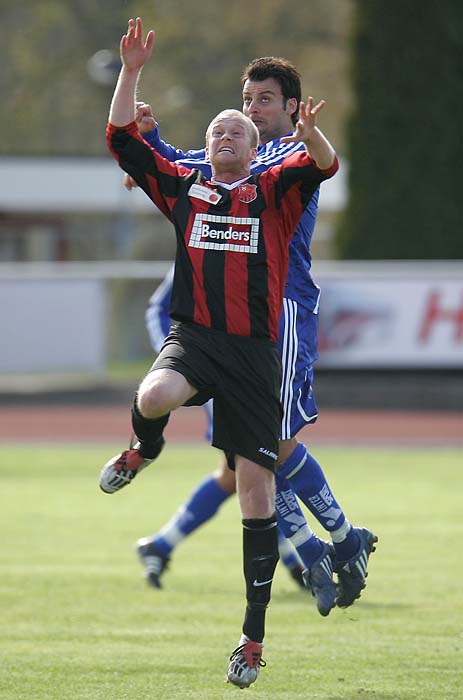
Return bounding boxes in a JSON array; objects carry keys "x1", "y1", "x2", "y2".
[
  {"x1": 127, "y1": 18, "x2": 135, "y2": 37},
  {"x1": 145, "y1": 29, "x2": 155, "y2": 52},
  {"x1": 311, "y1": 99, "x2": 326, "y2": 115},
  {"x1": 136, "y1": 104, "x2": 148, "y2": 117}
]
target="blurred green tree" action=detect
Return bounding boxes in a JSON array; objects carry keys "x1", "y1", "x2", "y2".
[
  {"x1": 335, "y1": 0, "x2": 463, "y2": 259},
  {"x1": 3, "y1": 1, "x2": 130, "y2": 155},
  {"x1": 1, "y1": 0, "x2": 352, "y2": 155}
]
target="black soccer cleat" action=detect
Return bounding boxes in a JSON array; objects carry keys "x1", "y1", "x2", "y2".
[
  {"x1": 335, "y1": 527, "x2": 378, "y2": 608},
  {"x1": 135, "y1": 537, "x2": 170, "y2": 589},
  {"x1": 302, "y1": 542, "x2": 336, "y2": 617}
]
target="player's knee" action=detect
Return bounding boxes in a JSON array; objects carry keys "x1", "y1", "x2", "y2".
[
  {"x1": 138, "y1": 370, "x2": 188, "y2": 417},
  {"x1": 137, "y1": 382, "x2": 171, "y2": 418},
  {"x1": 276, "y1": 437, "x2": 299, "y2": 466},
  {"x1": 214, "y1": 461, "x2": 237, "y2": 494}
]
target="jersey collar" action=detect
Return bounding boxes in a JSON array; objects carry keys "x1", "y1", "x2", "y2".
[{"x1": 210, "y1": 175, "x2": 252, "y2": 190}]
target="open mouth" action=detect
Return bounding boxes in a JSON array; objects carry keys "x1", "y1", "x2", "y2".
[{"x1": 218, "y1": 147, "x2": 234, "y2": 153}]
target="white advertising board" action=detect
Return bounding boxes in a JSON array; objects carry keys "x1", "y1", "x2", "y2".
[
  {"x1": 1, "y1": 279, "x2": 105, "y2": 373},
  {"x1": 1, "y1": 261, "x2": 461, "y2": 374},
  {"x1": 317, "y1": 272, "x2": 463, "y2": 368}
]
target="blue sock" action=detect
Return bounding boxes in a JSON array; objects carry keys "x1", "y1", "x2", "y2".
[
  {"x1": 277, "y1": 530, "x2": 302, "y2": 571},
  {"x1": 278, "y1": 443, "x2": 358, "y2": 560},
  {"x1": 152, "y1": 475, "x2": 231, "y2": 556},
  {"x1": 275, "y1": 470, "x2": 324, "y2": 568}
]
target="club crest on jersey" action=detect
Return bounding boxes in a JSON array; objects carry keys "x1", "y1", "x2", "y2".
[
  {"x1": 237, "y1": 184, "x2": 257, "y2": 203},
  {"x1": 189, "y1": 213, "x2": 259, "y2": 253}
]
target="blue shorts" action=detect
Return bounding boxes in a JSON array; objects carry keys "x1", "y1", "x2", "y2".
[{"x1": 278, "y1": 298, "x2": 318, "y2": 440}]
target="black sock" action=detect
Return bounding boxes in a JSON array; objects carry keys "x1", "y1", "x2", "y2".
[
  {"x1": 242, "y1": 515, "x2": 279, "y2": 643},
  {"x1": 131, "y1": 396, "x2": 169, "y2": 459}
]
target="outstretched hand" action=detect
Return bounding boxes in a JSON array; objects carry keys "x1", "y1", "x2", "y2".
[
  {"x1": 280, "y1": 97, "x2": 326, "y2": 144},
  {"x1": 120, "y1": 17, "x2": 154, "y2": 70}
]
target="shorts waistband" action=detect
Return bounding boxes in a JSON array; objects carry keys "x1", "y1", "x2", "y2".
[{"x1": 172, "y1": 320, "x2": 277, "y2": 349}]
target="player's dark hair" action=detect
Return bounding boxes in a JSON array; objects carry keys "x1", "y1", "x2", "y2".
[{"x1": 241, "y1": 57, "x2": 301, "y2": 125}]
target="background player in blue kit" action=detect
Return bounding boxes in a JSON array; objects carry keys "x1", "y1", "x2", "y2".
[{"x1": 128, "y1": 56, "x2": 377, "y2": 616}]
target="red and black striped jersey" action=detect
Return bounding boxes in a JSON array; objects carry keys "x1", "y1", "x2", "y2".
[{"x1": 107, "y1": 121, "x2": 338, "y2": 341}]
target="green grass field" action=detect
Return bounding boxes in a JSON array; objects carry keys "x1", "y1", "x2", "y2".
[{"x1": 1, "y1": 444, "x2": 462, "y2": 700}]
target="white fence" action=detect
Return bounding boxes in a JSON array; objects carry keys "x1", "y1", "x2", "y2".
[{"x1": 2, "y1": 260, "x2": 462, "y2": 375}]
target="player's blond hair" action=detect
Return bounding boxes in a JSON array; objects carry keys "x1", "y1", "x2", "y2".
[{"x1": 206, "y1": 110, "x2": 259, "y2": 148}]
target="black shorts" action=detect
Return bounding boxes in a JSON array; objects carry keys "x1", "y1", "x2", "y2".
[{"x1": 151, "y1": 322, "x2": 282, "y2": 471}]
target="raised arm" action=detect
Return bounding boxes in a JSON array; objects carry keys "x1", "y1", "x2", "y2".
[
  {"x1": 280, "y1": 97, "x2": 336, "y2": 170},
  {"x1": 109, "y1": 17, "x2": 155, "y2": 127},
  {"x1": 123, "y1": 101, "x2": 156, "y2": 190}
]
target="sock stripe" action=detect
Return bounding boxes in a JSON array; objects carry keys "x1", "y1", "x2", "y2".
[
  {"x1": 284, "y1": 451, "x2": 308, "y2": 479},
  {"x1": 289, "y1": 525, "x2": 313, "y2": 548}
]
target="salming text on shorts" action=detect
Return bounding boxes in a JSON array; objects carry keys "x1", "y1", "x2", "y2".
[{"x1": 151, "y1": 322, "x2": 282, "y2": 471}]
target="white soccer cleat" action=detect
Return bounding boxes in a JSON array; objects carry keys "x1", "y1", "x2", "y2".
[
  {"x1": 227, "y1": 634, "x2": 266, "y2": 688},
  {"x1": 99, "y1": 439, "x2": 163, "y2": 494}
]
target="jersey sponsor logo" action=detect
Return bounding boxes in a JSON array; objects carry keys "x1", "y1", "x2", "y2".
[
  {"x1": 187, "y1": 183, "x2": 222, "y2": 205},
  {"x1": 189, "y1": 213, "x2": 259, "y2": 253},
  {"x1": 237, "y1": 183, "x2": 257, "y2": 203}
]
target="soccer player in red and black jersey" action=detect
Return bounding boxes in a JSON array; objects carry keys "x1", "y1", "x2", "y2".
[{"x1": 100, "y1": 17, "x2": 338, "y2": 689}]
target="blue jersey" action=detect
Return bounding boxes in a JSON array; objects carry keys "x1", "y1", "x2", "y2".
[{"x1": 143, "y1": 126, "x2": 321, "y2": 314}]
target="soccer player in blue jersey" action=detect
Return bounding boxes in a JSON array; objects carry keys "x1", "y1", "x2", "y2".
[{"x1": 129, "y1": 57, "x2": 377, "y2": 617}]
